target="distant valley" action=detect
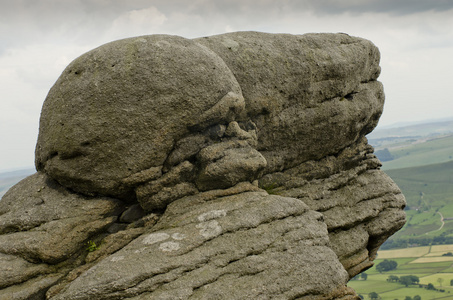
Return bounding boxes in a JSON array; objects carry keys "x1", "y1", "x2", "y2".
[
  {"x1": 367, "y1": 118, "x2": 453, "y2": 249},
  {"x1": 351, "y1": 118, "x2": 453, "y2": 298},
  {"x1": 0, "y1": 168, "x2": 35, "y2": 198},
  {"x1": 369, "y1": 119, "x2": 453, "y2": 170}
]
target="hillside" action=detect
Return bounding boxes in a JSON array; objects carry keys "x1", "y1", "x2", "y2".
[
  {"x1": 369, "y1": 118, "x2": 453, "y2": 171},
  {"x1": 381, "y1": 161, "x2": 453, "y2": 249},
  {"x1": 348, "y1": 244, "x2": 453, "y2": 299},
  {"x1": 345, "y1": 119, "x2": 453, "y2": 298},
  {"x1": 368, "y1": 119, "x2": 453, "y2": 141},
  {"x1": 367, "y1": 119, "x2": 453, "y2": 248},
  {"x1": 377, "y1": 134, "x2": 453, "y2": 170}
]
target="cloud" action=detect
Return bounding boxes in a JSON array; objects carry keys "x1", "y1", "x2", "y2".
[
  {"x1": 285, "y1": 0, "x2": 453, "y2": 16},
  {"x1": 106, "y1": 6, "x2": 168, "y2": 41},
  {"x1": 5, "y1": 0, "x2": 451, "y2": 51}
]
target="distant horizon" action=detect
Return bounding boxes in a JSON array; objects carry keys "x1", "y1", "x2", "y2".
[
  {"x1": 376, "y1": 114, "x2": 453, "y2": 129},
  {"x1": 0, "y1": 166, "x2": 36, "y2": 174}
]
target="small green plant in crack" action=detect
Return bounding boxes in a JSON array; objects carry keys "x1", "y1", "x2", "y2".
[
  {"x1": 86, "y1": 240, "x2": 100, "y2": 252},
  {"x1": 261, "y1": 182, "x2": 280, "y2": 195}
]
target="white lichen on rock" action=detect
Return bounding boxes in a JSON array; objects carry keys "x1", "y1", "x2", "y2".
[
  {"x1": 196, "y1": 220, "x2": 223, "y2": 239},
  {"x1": 142, "y1": 232, "x2": 170, "y2": 245},
  {"x1": 197, "y1": 210, "x2": 227, "y2": 222}
]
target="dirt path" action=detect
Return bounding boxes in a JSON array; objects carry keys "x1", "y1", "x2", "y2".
[{"x1": 426, "y1": 211, "x2": 444, "y2": 235}]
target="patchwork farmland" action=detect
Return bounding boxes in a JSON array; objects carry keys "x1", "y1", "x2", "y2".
[{"x1": 349, "y1": 245, "x2": 453, "y2": 299}]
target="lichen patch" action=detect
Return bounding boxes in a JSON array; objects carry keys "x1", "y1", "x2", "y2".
[
  {"x1": 196, "y1": 220, "x2": 222, "y2": 239},
  {"x1": 142, "y1": 232, "x2": 170, "y2": 245},
  {"x1": 197, "y1": 209, "x2": 227, "y2": 222}
]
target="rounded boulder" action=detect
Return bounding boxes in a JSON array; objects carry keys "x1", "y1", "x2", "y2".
[{"x1": 35, "y1": 35, "x2": 243, "y2": 199}]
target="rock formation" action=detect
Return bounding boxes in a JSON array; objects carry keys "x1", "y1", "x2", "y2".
[{"x1": 0, "y1": 32, "x2": 406, "y2": 299}]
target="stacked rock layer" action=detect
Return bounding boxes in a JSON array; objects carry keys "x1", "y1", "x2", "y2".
[{"x1": 0, "y1": 32, "x2": 405, "y2": 299}]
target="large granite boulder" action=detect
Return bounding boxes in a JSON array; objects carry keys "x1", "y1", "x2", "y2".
[
  {"x1": 196, "y1": 32, "x2": 383, "y2": 172},
  {"x1": 0, "y1": 32, "x2": 405, "y2": 299},
  {"x1": 35, "y1": 35, "x2": 245, "y2": 200}
]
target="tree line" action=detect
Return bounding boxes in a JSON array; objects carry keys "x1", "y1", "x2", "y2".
[
  {"x1": 363, "y1": 292, "x2": 421, "y2": 300},
  {"x1": 387, "y1": 274, "x2": 419, "y2": 286},
  {"x1": 381, "y1": 235, "x2": 453, "y2": 250}
]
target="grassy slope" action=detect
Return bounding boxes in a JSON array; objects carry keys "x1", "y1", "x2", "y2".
[
  {"x1": 353, "y1": 129, "x2": 453, "y2": 298},
  {"x1": 368, "y1": 120, "x2": 453, "y2": 140},
  {"x1": 382, "y1": 135, "x2": 453, "y2": 171},
  {"x1": 384, "y1": 161, "x2": 453, "y2": 240}
]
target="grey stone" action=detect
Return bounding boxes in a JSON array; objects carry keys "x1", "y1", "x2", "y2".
[
  {"x1": 35, "y1": 35, "x2": 244, "y2": 200},
  {"x1": 163, "y1": 134, "x2": 210, "y2": 171},
  {"x1": 196, "y1": 140, "x2": 267, "y2": 191},
  {"x1": 0, "y1": 253, "x2": 51, "y2": 289},
  {"x1": 196, "y1": 32, "x2": 384, "y2": 173},
  {"x1": 0, "y1": 273, "x2": 62, "y2": 300},
  {"x1": 0, "y1": 172, "x2": 123, "y2": 299},
  {"x1": 139, "y1": 182, "x2": 198, "y2": 211},
  {"x1": 135, "y1": 161, "x2": 198, "y2": 211},
  {"x1": 0, "y1": 32, "x2": 406, "y2": 299},
  {"x1": 0, "y1": 173, "x2": 123, "y2": 264},
  {"x1": 119, "y1": 204, "x2": 146, "y2": 223},
  {"x1": 51, "y1": 192, "x2": 354, "y2": 300},
  {"x1": 262, "y1": 138, "x2": 406, "y2": 276}
]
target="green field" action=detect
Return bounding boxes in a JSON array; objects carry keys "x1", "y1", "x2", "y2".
[
  {"x1": 374, "y1": 134, "x2": 453, "y2": 248},
  {"x1": 381, "y1": 161, "x2": 453, "y2": 247},
  {"x1": 349, "y1": 245, "x2": 453, "y2": 299},
  {"x1": 380, "y1": 134, "x2": 453, "y2": 171},
  {"x1": 353, "y1": 125, "x2": 453, "y2": 299}
]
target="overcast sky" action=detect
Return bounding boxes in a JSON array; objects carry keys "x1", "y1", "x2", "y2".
[{"x1": 1, "y1": 0, "x2": 453, "y2": 172}]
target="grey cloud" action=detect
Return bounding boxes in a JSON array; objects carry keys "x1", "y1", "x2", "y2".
[
  {"x1": 3, "y1": 0, "x2": 453, "y2": 27},
  {"x1": 148, "y1": 0, "x2": 453, "y2": 17},
  {"x1": 287, "y1": 0, "x2": 453, "y2": 16},
  {"x1": 0, "y1": 1, "x2": 150, "y2": 45},
  {"x1": 3, "y1": 0, "x2": 452, "y2": 50}
]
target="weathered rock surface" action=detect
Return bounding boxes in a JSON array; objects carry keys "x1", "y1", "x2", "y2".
[
  {"x1": 1, "y1": 32, "x2": 405, "y2": 299},
  {"x1": 196, "y1": 32, "x2": 383, "y2": 172},
  {"x1": 51, "y1": 191, "x2": 354, "y2": 300},
  {"x1": 0, "y1": 172, "x2": 124, "y2": 298},
  {"x1": 259, "y1": 137, "x2": 406, "y2": 277},
  {"x1": 35, "y1": 35, "x2": 244, "y2": 200}
]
